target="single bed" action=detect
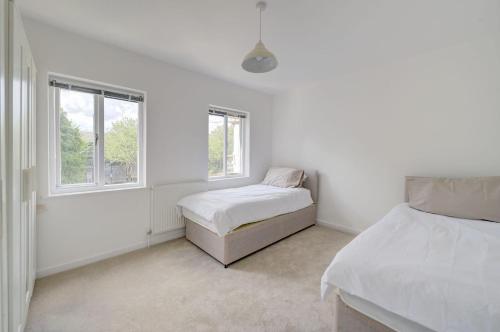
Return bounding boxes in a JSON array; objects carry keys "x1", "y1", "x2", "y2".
[
  {"x1": 321, "y1": 177, "x2": 500, "y2": 332},
  {"x1": 177, "y1": 170, "x2": 318, "y2": 267}
]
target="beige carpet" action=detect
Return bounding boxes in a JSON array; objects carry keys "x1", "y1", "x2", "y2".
[{"x1": 26, "y1": 226, "x2": 353, "y2": 332}]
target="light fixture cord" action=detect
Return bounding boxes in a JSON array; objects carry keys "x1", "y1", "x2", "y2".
[{"x1": 259, "y1": 6, "x2": 262, "y2": 41}]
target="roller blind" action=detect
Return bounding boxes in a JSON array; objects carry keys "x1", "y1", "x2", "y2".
[
  {"x1": 209, "y1": 106, "x2": 246, "y2": 118},
  {"x1": 49, "y1": 78, "x2": 144, "y2": 103}
]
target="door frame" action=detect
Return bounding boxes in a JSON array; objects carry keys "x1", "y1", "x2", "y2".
[{"x1": 0, "y1": 0, "x2": 9, "y2": 330}]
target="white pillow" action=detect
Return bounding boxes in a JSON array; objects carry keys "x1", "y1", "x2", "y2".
[{"x1": 262, "y1": 167, "x2": 304, "y2": 188}]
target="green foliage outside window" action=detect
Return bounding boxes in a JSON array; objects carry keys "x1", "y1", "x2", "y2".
[
  {"x1": 59, "y1": 111, "x2": 138, "y2": 185},
  {"x1": 60, "y1": 110, "x2": 93, "y2": 184},
  {"x1": 208, "y1": 124, "x2": 234, "y2": 176},
  {"x1": 104, "y1": 117, "x2": 138, "y2": 182}
]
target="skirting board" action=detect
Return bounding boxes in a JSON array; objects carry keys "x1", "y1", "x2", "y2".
[
  {"x1": 316, "y1": 219, "x2": 362, "y2": 235},
  {"x1": 36, "y1": 228, "x2": 185, "y2": 278}
]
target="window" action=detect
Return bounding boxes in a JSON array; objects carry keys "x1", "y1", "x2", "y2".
[
  {"x1": 208, "y1": 106, "x2": 247, "y2": 179},
  {"x1": 49, "y1": 75, "x2": 145, "y2": 194}
]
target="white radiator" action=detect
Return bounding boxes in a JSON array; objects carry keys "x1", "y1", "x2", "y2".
[{"x1": 150, "y1": 181, "x2": 208, "y2": 234}]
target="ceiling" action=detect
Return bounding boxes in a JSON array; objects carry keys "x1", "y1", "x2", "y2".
[{"x1": 17, "y1": 0, "x2": 500, "y2": 94}]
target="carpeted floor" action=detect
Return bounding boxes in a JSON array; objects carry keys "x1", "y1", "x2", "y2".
[{"x1": 26, "y1": 226, "x2": 353, "y2": 332}]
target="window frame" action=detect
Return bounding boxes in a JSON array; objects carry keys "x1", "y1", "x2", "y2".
[
  {"x1": 48, "y1": 74, "x2": 146, "y2": 196},
  {"x1": 208, "y1": 105, "x2": 248, "y2": 180}
]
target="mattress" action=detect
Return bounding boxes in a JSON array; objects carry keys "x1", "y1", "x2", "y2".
[
  {"x1": 321, "y1": 203, "x2": 500, "y2": 332},
  {"x1": 177, "y1": 184, "x2": 313, "y2": 236},
  {"x1": 339, "y1": 290, "x2": 433, "y2": 332},
  {"x1": 181, "y1": 208, "x2": 219, "y2": 233}
]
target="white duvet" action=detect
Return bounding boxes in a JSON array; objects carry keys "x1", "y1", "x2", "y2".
[
  {"x1": 177, "y1": 184, "x2": 313, "y2": 236},
  {"x1": 321, "y1": 203, "x2": 500, "y2": 332}
]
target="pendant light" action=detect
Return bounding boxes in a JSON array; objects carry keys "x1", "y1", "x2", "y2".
[{"x1": 242, "y1": 1, "x2": 278, "y2": 73}]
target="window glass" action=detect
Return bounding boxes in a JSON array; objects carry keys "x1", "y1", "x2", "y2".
[
  {"x1": 208, "y1": 114, "x2": 225, "y2": 177},
  {"x1": 104, "y1": 98, "x2": 139, "y2": 185},
  {"x1": 58, "y1": 89, "x2": 95, "y2": 185},
  {"x1": 226, "y1": 116, "x2": 242, "y2": 175},
  {"x1": 208, "y1": 110, "x2": 245, "y2": 179}
]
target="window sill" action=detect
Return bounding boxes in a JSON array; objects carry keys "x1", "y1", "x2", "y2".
[
  {"x1": 46, "y1": 185, "x2": 148, "y2": 199},
  {"x1": 208, "y1": 175, "x2": 250, "y2": 182}
]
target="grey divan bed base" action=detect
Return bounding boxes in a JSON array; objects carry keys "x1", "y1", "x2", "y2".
[
  {"x1": 334, "y1": 294, "x2": 396, "y2": 332},
  {"x1": 186, "y1": 204, "x2": 316, "y2": 267}
]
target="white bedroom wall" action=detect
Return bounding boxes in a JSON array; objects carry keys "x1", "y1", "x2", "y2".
[
  {"x1": 272, "y1": 35, "x2": 500, "y2": 233},
  {"x1": 24, "y1": 18, "x2": 273, "y2": 277}
]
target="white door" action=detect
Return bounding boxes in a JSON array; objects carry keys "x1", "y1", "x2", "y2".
[
  {"x1": 19, "y1": 19, "x2": 36, "y2": 323},
  {"x1": 7, "y1": 3, "x2": 36, "y2": 331}
]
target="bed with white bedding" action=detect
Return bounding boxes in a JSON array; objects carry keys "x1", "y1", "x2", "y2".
[
  {"x1": 177, "y1": 184, "x2": 313, "y2": 236},
  {"x1": 178, "y1": 169, "x2": 318, "y2": 267},
  {"x1": 321, "y1": 203, "x2": 500, "y2": 332}
]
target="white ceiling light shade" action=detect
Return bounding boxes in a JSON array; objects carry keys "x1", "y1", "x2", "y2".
[{"x1": 242, "y1": 1, "x2": 278, "y2": 73}]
